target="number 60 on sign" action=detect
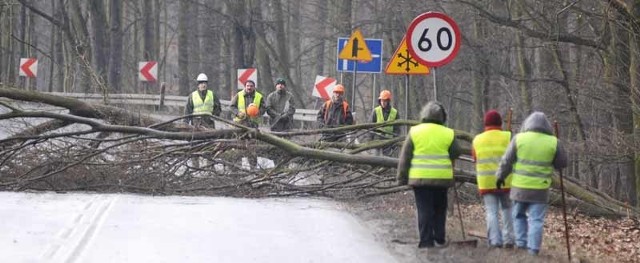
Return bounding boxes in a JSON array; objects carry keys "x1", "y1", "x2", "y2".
[{"x1": 406, "y1": 12, "x2": 461, "y2": 67}]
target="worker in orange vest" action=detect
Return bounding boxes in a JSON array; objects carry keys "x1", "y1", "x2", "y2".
[{"x1": 316, "y1": 84, "x2": 354, "y2": 142}]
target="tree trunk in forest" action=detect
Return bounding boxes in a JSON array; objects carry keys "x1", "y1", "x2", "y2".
[
  {"x1": 3, "y1": 3, "x2": 17, "y2": 84},
  {"x1": 471, "y1": 14, "x2": 486, "y2": 134},
  {"x1": 108, "y1": 0, "x2": 123, "y2": 93},
  {"x1": 630, "y1": 2, "x2": 640, "y2": 207},
  {"x1": 178, "y1": 1, "x2": 190, "y2": 96},
  {"x1": 253, "y1": 2, "x2": 273, "y2": 95},
  {"x1": 602, "y1": 9, "x2": 635, "y2": 205},
  {"x1": 88, "y1": 0, "x2": 108, "y2": 88},
  {"x1": 142, "y1": 0, "x2": 158, "y2": 94},
  {"x1": 289, "y1": 0, "x2": 301, "y2": 99},
  {"x1": 67, "y1": 0, "x2": 92, "y2": 93},
  {"x1": 513, "y1": 3, "x2": 531, "y2": 116},
  {"x1": 228, "y1": 1, "x2": 246, "y2": 96}
]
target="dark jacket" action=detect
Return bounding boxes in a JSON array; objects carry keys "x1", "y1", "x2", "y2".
[
  {"x1": 496, "y1": 112, "x2": 568, "y2": 203},
  {"x1": 316, "y1": 98, "x2": 354, "y2": 142},
  {"x1": 266, "y1": 89, "x2": 296, "y2": 131},
  {"x1": 317, "y1": 99, "x2": 354, "y2": 127}
]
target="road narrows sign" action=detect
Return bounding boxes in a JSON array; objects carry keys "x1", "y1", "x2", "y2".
[
  {"x1": 336, "y1": 38, "x2": 383, "y2": 74},
  {"x1": 385, "y1": 36, "x2": 430, "y2": 75},
  {"x1": 338, "y1": 29, "x2": 373, "y2": 62},
  {"x1": 406, "y1": 12, "x2": 461, "y2": 67},
  {"x1": 237, "y1": 68, "x2": 257, "y2": 89},
  {"x1": 313, "y1": 76, "x2": 337, "y2": 100},
  {"x1": 19, "y1": 58, "x2": 37, "y2": 78},
  {"x1": 138, "y1": 61, "x2": 158, "y2": 82}
]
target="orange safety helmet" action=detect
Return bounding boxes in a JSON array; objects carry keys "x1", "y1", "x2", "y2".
[
  {"x1": 379, "y1": 90, "x2": 392, "y2": 100},
  {"x1": 246, "y1": 103, "x2": 260, "y2": 117},
  {"x1": 333, "y1": 84, "x2": 345, "y2": 94}
]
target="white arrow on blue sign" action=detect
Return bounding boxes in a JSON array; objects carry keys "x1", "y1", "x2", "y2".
[{"x1": 336, "y1": 38, "x2": 383, "y2": 74}]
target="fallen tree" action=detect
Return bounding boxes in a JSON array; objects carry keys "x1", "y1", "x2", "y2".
[{"x1": 0, "y1": 86, "x2": 636, "y2": 218}]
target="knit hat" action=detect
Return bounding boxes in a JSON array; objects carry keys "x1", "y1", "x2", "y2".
[
  {"x1": 484, "y1": 110, "x2": 502, "y2": 127},
  {"x1": 275, "y1": 78, "x2": 286, "y2": 85}
]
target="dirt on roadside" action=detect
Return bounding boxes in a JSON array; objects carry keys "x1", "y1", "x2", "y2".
[{"x1": 343, "y1": 191, "x2": 577, "y2": 263}]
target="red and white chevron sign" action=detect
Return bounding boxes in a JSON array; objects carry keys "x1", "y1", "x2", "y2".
[
  {"x1": 312, "y1": 75, "x2": 337, "y2": 100},
  {"x1": 138, "y1": 61, "x2": 157, "y2": 82},
  {"x1": 19, "y1": 58, "x2": 37, "y2": 78},
  {"x1": 237, "y1": 68, "x2": 257, "y2": 89}
]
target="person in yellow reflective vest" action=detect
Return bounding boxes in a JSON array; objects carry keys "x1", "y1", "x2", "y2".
[
  {"x1": 471, "y1": 110, "x2": 514, "y2": 249},
  {"x1": 230, "y1": 80, "x2": 266, "y2": 129},
  {"x1": 397, "y1": 101, "x2": 462, "y2": 249},
  {"x1": 495, "y1": 111, "x2": 567, "y2": 256},
  {"x1": 369, "y1": 90, "x2": 400, "y2": 156},
  {"x1": 184, "y1": 73, "x2": 222, "y2": 128}
]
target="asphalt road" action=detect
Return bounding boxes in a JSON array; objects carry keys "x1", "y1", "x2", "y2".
[{"x1": 0, "y1": 192, "x2": 397, "y2": 263}]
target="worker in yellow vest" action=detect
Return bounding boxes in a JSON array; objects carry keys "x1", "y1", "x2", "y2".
[
  {"x1": 184, "y1": 73, "x2": 222, "y2": 128},
  {"x1": 471, "y1": 110, "x2": 514, "y2": 249},
  {"x1": 230, "y1": 80, "x2": 265, "y2": 128},
  {"x1": 495, "y1": 111, "x2": 567, "y2": 256},
  {"x1": 369, "y1": 90, "x2": 400, "y2": 156},
  {"x1": 397, "y1": 101, "x2": 462, "y2": 249}
]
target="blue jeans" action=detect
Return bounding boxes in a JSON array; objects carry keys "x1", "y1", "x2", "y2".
[
  {"x1": 512, "y1": 201, "x2": 548, "y2": 254},
  {"x1": 482, "y1": 193, "x2": 514, "y2": 246}
]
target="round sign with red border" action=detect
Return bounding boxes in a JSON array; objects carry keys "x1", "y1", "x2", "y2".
[{"x1": 406, "y1": 12, "x2": 461, "y2": 67}]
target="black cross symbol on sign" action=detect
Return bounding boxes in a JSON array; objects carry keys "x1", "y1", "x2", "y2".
[{"x1": 397, "y1": 48, "x2": 419, "y2": 72}]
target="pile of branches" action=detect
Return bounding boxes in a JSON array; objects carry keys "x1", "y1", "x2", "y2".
[{"x1": 0, "y1": 87, "x2": 637, "y2": 218}]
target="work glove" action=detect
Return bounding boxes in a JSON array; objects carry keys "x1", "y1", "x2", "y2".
[
  {"x1": 496, "y1": 178, "x2": 505, "y2": 189},
  {"x1": 236, "y1": 112, "x2": 246, "y2": 120}
]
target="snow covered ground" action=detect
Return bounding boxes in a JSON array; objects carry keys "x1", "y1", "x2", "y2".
[{"x1": 0, "y1": 192, "x2": 397, "y2": 263}]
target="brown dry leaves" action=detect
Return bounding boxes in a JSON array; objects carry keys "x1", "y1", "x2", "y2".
[{"x1": 462, "y1": 203, "x2": 640, "y2": 262}]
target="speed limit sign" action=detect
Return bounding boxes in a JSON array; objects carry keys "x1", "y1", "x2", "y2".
[{"x1": 406, "y1": 12, "x2": 461, "y2": 67}]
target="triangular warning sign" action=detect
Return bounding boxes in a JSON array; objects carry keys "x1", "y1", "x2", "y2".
[
  {"x1": 338, "y1": 29, "x2": 373, "y2": 62},
  {"x1": 385, "y1": 36, "x2": 430, "y2": 75}
]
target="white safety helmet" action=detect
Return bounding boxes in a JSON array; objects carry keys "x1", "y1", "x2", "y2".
[{"x1": 196, "y1": 73, "x2": 208, "y2": 82}]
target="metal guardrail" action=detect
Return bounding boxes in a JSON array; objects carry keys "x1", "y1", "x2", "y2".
[{"x1": 46, "y1": 92, "x2": 319, "y2": 124}]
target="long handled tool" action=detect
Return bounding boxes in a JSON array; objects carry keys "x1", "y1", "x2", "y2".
[
  {"x1": 451, "y1": 182, "x2": 478, "y2": 247},
  {"x1": 554, "y1": 121, "x2": 572, "y2": 261}
]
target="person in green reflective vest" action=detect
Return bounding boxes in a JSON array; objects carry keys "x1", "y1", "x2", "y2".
[
  {"x1": 184, "y1": 73, "x2": 222, "y2": 128},
  {"x1": 230, "y1": 80, "x2": 266, "y2": 129},
  {"x1": 471, "y1": 110, "x2": 514, "y2": 249},
  {"x1": 369, "y1": 89, "x2": 400, "y2": 156},
  {"x1": 397, "y1": 101, "x2": 462, "y2": 249},
  {"x1": 495, "y1": 111, "x2": 567, "y2": 256}
]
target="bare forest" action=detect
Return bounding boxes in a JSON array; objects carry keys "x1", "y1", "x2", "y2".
[{"x1": 1, "y1": 0, "x2": 640, "y2": 222}]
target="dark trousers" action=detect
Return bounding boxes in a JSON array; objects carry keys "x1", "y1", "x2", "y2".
[{"x1": 413, "y1": 186, "x2": 448, "y2": 247}]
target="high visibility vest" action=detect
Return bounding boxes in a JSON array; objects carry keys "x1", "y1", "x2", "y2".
[
  {"x1": 511, "y1": 132, "x2": 557, "y2": 190},
  {"x1": 408, "y1": 123, "x2": 454, "y2": 180},
  {"x1": 323, "y1": 100, "x2": 349, "y2": 124},
  {"x1": 191, "y1": 90, "x2": 214, "y2": 115},
  {"x1": 472, "y1": 130, "x2": 511, "y2": 191},
  {"x1": 234, "y1": 91, "x2": 263, "y2": 123},
  {"x1": 375, "y1": 106, "x2": 398, "y2": 137}
]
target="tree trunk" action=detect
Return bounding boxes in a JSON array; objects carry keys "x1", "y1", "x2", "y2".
[
  {"x1": 178, "y1": 1, "x2": 190, "y2": 96},
  {"x1": 108, "y1": 0, "x2": 123, "y2": 93},
  {"x1": 88, "y1": 0, "x2": 109, "y2": 87},
  {"x1": 513, "y1": 2, "x2": 531, "y2": 115}
]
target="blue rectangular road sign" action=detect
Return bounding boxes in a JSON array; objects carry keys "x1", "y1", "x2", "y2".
[{"x1": 336, "y1": 38, "x2": 383, "y2": 74}]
